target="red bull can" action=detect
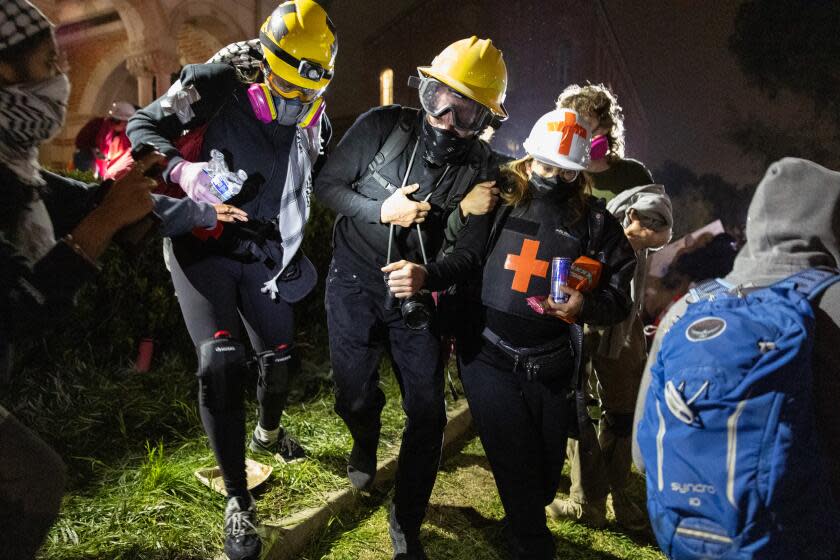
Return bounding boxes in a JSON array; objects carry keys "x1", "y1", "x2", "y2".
[{"x1": 551, "y1": 257, "x2": 572, "y2": 303}]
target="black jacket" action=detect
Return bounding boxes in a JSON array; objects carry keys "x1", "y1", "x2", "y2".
[{"x1": 313, "y1": 105, "x2": 496, "y2": 279}]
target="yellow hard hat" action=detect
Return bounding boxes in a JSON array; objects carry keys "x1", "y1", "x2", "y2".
[
  {"x1": 260, "y1": 0, "x2": 337, "y2": 94},
  {"x1": 418, "y1": 36, "x2": 508, "y2": 120}
]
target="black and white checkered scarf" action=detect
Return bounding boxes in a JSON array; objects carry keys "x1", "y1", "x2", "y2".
[
  {"x1": 0, "y1": 0, "x2": 58, "y2": 186},
  {"x1": 0, "y1": 75, "x2": 69, "y2": 186},
  {"x1": 0, "y1": 1, "x2": 51, "y2": 52},
  {"x1": 207, "y1": 39, "x2": 264, "y2": 82}
]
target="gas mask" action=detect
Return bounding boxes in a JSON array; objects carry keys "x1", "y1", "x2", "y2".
[
  {"x1": 246, "y1": 82, "x2": 324, "y2": 128},
  {"x1": 590, "y1": 135, "x2": 609, "y2": 160}
]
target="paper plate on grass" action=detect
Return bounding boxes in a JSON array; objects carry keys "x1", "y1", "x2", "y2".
[{"x1": 195, "y1": 458, "x2": 272, "y2": 495}]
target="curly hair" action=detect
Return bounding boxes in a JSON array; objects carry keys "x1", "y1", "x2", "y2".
[
  {"x1": 557, "y1": 83, "x2": 626, "y2": 161},
  {"x1": 499, "y1": 155, "x2": 593, "y2": 224}
]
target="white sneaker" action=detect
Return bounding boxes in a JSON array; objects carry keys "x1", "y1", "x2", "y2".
[{"x1": 546, "y1": 497, "x2": 607, "y2": 528}]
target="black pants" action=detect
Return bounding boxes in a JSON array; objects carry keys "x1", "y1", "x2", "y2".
[
  {"x1": 459, "y1": 337, "x2": 572, "y2": 560},
  {"x1": 325, "y1": 261, "x2": 447, "y2": 536},
  {"x1": 168, "y1": 242, "x2": 294, "y2": 500}
]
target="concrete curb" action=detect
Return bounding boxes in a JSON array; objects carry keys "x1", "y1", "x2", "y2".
[{"x1": 261, "y1": 400, "x2": 473, "y2": 560}]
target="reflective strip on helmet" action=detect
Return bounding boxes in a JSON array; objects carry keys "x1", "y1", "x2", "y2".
[
  {"x1": 260, "y1": 31, "x2": 333, "y2": 81},
  {"x1": 266, "y1": 2, "x2": 297, "y2": 38}
]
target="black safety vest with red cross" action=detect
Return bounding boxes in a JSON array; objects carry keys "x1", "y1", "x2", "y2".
[{"x1": 481, "y1": 192, "x2": 588, "y2": 319}]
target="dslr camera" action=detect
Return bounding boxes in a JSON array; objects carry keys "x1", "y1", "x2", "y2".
[{"x1": 384, "y1": 275, "x2": 435, "y2": 331}]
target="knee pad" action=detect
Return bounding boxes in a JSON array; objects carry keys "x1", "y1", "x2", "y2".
[
  {"x1": 603, "y1": 412, "x2": 634, "y2": 438},
  {"x1": 197, "y1": 332, "x2": 247, "y2": 411},
  {"x1": 257, "y1": 344, "x2": 299, "y2": 395}
]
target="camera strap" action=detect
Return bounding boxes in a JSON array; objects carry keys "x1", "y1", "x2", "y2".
[{"x1": 385, "y1": 138, "x2": 450, "y2": 267}]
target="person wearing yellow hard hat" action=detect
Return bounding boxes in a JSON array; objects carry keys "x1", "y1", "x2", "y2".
[
  {"x1": 380, "y1": 108, "x2": 636, "y2": 558},
  {"x1": 313, "y1": 36, "x2": 508, "y2": 559},
  {"x1": 127, "y1": 2, "x2": 336, "y2": 559}
]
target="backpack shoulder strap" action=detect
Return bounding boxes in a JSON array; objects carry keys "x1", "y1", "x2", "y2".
[
  {"x1": 770, "y1": 267, "x2": 840, "y2": 301},
  {"x1": 363, "y1": 107, "x2": 419, "y2": 193},
  {"x1": 443, "y1": 140, "x2": 492, "y2": 210}
]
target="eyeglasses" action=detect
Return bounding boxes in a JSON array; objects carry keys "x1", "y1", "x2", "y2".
[
  {"x1": 264, "y1": 70, "x2": 323, "y2": 103},
  {"x1": 557, "y1": 169, "x2": 580, "y2": 183},
  {"x1": 417, "y1": 78, "x2": 492, "y2": 133},
  {"x1": 532, "y1": 159, "x2": 580, "y2": 183}
]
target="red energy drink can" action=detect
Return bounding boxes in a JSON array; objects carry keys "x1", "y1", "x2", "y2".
[{"x1": 551, "y1": 257, "x2": 572, "y2": 303}]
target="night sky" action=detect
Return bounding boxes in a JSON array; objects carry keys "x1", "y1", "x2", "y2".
[
  {"x1": 603, "y1": 0, "x2": 790, "y2": 187},
  {"x1": 325, "y1": 0, "x2": 790, "y2": 188}
]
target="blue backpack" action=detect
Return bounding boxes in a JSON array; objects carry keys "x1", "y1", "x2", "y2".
[{"x1": 637, "y1": 267, "x2": 840, "y2": 559}]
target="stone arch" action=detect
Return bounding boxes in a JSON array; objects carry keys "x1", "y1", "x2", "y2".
[
  {"x1": 76, "y1": 42, "x2": 133, "y2": 118},
  {"x1": 168, "y1": 0, "x2": 252, "y2": 58},
  {"x1": 112, "y1": 0, "x2": 174, "y2": 52}
]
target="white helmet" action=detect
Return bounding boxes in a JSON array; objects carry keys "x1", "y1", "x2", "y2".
[
  {"x1": 107, "y1": 101, "x2": 135, "y2": 121},
  {"x1": 523, "y1": 108, "x2": 592, "y2": 171}
]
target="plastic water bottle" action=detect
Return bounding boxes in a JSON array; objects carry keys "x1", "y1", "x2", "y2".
[{"x1": 203, "y1": 149, "x2": 248, "y2": 202}]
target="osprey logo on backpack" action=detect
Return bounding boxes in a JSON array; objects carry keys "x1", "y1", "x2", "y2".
[
  {"x1": 684, "y1": 317, "x2": 727, "y2": 342},
  {"x1": 637, "y1": 267, "x2": 840, "y2": 560}
]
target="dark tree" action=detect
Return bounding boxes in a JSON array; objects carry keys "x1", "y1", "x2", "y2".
[
  {"x1": 728, "y1": 0, "x2": 840, "y2": 168},
  {"x1": 656, "y1": 160, "x2": 754, "y2": 239}
]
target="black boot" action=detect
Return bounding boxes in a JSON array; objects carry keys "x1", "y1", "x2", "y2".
[
  {"x1": 223, "y1": 495, "x2": 261, "y2": 560},
  {"x1": 347, "y1": 439, "x2": 377, "y2": 491},
  {"x1": 389, "y1": 503, "x2": 428, "y2": 559}
]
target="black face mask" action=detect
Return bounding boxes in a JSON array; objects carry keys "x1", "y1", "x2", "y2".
[
  {"x1": 421, "y1": 116, "x2": 475, "y2": 166},
  {"x1": 529, "y1": 173, "x2": 563, "y2": 193}
]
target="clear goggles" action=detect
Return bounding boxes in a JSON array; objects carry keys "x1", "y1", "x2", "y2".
[
  {"x1": 416, "y1": 78, "x2": 492, "y2": 132},
  {"x1": 265, "y1": 70, "x2": 323, "y2": 103}
]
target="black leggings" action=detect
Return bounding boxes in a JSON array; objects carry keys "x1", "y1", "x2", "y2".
[
  {"x1": 459, "y1": 338, "x2": 571, "y2": 560},
  {"x1": 168, "y1": 242, "x2": 294, "y2": 500}
]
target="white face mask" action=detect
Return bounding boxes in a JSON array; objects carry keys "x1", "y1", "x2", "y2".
[{"x1": 0, "y1": 72, "x2": 70, "y2": 148}]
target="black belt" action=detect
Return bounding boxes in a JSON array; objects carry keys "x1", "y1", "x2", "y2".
[{"x1": 481, "y1": 327, "x2": 572, "y2": 382}]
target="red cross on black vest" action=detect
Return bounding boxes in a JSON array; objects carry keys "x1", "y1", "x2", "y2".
[{"x1": 504, "y1": 239, "x2": 549, "y2": 293}]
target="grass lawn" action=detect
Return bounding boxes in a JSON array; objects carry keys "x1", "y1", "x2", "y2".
[
  {"x1": 10, "y1": 349, "x2": 409, "y2": 560},
  {"x1": 7, "y1": 347, "x2": 663, "y2": 560},
  {"x1": 305, "y1": 437, "x2": 665, "y2": 560}
]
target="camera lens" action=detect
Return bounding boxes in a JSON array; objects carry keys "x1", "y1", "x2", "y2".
[{"x1": 402, "y1": 298, "x2": 433, "y2": 330}]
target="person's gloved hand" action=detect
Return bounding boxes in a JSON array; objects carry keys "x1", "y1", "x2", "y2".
[{"x1": 169, "y1": 160, "x2": 222, "y2": 204}]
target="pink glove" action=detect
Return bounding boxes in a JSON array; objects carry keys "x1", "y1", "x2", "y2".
[{"x1": 169, "y1": 160, "x2": 222, "y2": 204}]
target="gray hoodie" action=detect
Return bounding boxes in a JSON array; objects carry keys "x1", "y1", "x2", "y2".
[
  {"x1": 600, "y1": 184, "x2": 673, "y2": 358},
  {"x1": 632, "y1": 158, "x2": 840, "y2": 508}
]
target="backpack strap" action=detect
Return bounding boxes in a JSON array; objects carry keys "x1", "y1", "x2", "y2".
[
  {"x1": 362, "y1": 107, "x2": 419, "y2": 194},
  {"x1": 770, "y1": 267, "x2": 840, "y2": 301},
  {"x1": 442, "y1": 140, "x2": 492, "y2": 211}
]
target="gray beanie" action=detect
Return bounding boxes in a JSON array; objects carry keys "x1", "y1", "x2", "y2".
[{"x1": 0, "y1": 1, "x2": 51, "y2": 53}]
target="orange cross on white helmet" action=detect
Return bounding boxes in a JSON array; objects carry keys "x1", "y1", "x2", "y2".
[{"x1": 523, "y1": 108, "x2": 593, "y2": 171}]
